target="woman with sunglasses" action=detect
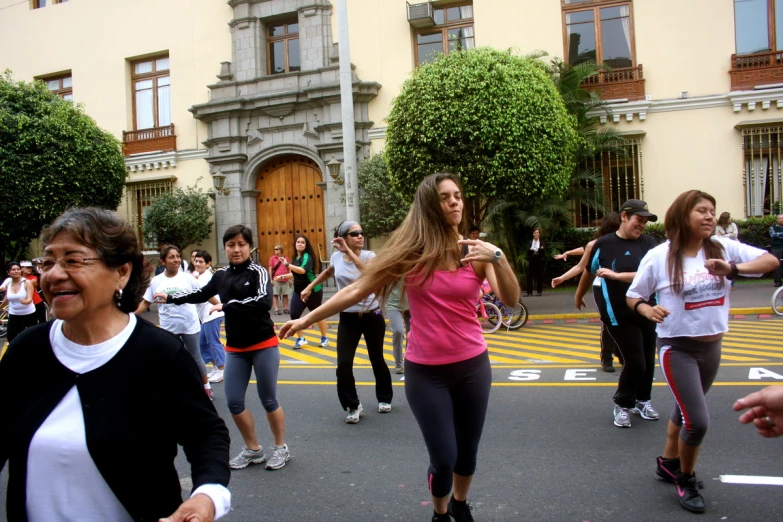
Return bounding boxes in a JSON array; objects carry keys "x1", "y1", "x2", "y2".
[{"x1": 300, "y1": 222, "x2": 392, "y2": 423}]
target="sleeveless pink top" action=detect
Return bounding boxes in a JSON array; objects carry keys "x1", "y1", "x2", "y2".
[{"x1": 405, "y1": 264, "x2": 487, "y2": 365}]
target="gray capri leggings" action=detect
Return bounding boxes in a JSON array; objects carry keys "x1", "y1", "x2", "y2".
[
  {"x1": 658, "y1": 337, "x2": 722, "y2": 446},
  {"x1": 224, "y1": 347, "x2": 281, "y2": 414},
  {"x1": 178, "y1": 332, "x2": 207, "y2": 378},
  {"x1": 387, "y1": 308, "x2": 411, "y2": 367}
]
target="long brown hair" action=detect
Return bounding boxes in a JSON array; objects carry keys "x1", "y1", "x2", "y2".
[
  {"x1": 717, "y1": 212, "x2": 731, "y2": 228},
  {"x1": 665, "y1": 190, "x2": 724, "y2": 293},
  {"x1": 361, "y1": 173, "x2": 467, "y2": 303}
]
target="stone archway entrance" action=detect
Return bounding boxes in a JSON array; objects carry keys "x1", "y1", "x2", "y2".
[{"x1": 256, "y1": 155, "x2": 327, "y2": 266}]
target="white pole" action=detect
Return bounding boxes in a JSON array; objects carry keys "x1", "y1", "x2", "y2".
[{"x1": 336, "y1": 0, "x2": 360, "y2": 222}]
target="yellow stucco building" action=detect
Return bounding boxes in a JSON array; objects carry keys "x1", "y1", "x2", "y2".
[{"x1": 2, "y1": 0, "x2": 782, "y2": 260}]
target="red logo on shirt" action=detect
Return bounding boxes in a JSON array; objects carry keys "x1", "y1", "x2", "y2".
[{"x1": 684, "y1": 296, "x2": 725, "y2": 310}]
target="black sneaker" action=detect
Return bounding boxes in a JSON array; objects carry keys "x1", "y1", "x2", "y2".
[
  {"x1": 676, "y1": 471, "x2": 706, "y2": 514},
  {"x1": 448, "y1": 497, "x2": 474, "y2": 522},
  {"x1": 602, "y1": 360, "x2": 615, "y2": 372},
  {"x1": 431, "y1": 511, "x2": 451, "y2": 522},
  {"x1": 657, "y1": 456, "x2": 705, "y2": 488}
]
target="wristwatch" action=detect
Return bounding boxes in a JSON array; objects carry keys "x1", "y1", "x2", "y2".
[{"x1": 491, "y1": 249, "x2": 503, "y2": 263}]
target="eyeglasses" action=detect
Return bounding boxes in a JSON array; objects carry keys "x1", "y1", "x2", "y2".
[
  {"x1": 41, "y1": 256, "x2": 102, "y2": 273},
  {"x1": 274, "y1": 248, "x2": 281, "y2": 251},
  {"x1": 346, "y1": 230, "x2": 363, "y2": 237}
]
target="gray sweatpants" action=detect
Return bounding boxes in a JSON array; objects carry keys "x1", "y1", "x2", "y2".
[
  {"x1": 387, "y1": 308, "x2": 411, "y2": 367},
  {"x1": 178, "y1": 332, "x2": 207, "y2": 378},
  {"x1": 658, "y1": 337, "x2": 722, "y2": 446}
]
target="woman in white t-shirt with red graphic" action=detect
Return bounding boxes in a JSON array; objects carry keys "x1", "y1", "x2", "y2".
[{"x1": 627, "y1": 190, "x2": 778, "y2": 515}]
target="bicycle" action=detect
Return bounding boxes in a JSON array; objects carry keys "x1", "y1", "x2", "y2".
[
  {"x1": 772, "y1": 285, "x2": 783, "y2": 316},
  {"x1": 0, "y1": 306, "x2": 8, "y2": 338},
  {"x1": 484, "y1": 292, "x2": 528, "y2": 330},
  {"x1": 476, "y1": 298, "x2": 502, "y2": 334}
]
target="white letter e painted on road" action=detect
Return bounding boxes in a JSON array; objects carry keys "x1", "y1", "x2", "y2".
[{"x1": 565, "y1": 369, "x2": 596, "y2": 381}]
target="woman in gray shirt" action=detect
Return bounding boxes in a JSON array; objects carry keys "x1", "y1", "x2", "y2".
[{"x1": 302, "y1": 221, "x2": 392, "y2": 424}]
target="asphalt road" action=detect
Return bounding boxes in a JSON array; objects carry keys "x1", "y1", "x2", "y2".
[{"x1": 3, "y1": 319, "x2": 783, "y2": 521}]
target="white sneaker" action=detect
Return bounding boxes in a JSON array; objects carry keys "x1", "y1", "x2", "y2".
[
  {"x1": 206, "y1": 367, "x2": 218, "y2": 379},
  {"x1": 346, "y1": 403, "x2": 364, "y2": 424},
  {"x1": 208, "y1": 369, "x2": 224, "y2": 383},
  {"x1": 294, "y1": 337, "x2": 308, "y2": 349},
  {"x1": 378, "y1": 402, "x2": 392, "y2": 413},
  {"x1": 319, "y1": 336, "x2": 329, "y2": 347}
]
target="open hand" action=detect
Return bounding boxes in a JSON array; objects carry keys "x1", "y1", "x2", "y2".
[
  {"x1": 734, "y1": 386, "x2": 783, "y2": 438},
  {"x1": 278, "y1": 318, "x2": 308, "y2": 339},
  {"x1": 209, "y1": 303, "x2": 223, "y2": 315}
]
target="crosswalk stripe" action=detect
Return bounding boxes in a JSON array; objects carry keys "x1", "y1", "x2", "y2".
[{"x1": 211, "y1": 319, "x2": 783, "y2": 368}]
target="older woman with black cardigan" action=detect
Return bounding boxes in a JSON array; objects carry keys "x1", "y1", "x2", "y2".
[{"x1": 0, "y1": 207, "x2": 231, "y2": 521}]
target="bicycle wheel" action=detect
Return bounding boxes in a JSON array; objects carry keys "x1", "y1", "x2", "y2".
[
  {"x1": 772, "y1": 286, "x2": 783, "y2": 316},
  {"x1": 477, "y1": 302, "x2": 502, "y2": 334},
  {"x1": 0, "y1": 322, "x2": 6, "y2": 338},
  {"x1": 505, "y1": 298, "x2": 529, "y2": 330}
]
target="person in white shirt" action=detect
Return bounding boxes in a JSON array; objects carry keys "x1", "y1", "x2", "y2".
[
  {"x1": 0, "y1": 207, "x2": 230, "y2": 521},
  {"x1": 627, "y1": 190, "x2": 778, "y2": 515},
  {"x1": 135, "y1": 245, "x2": 218, "y2": 400},
  {"x1": 193, "y1": 250, "x2": 226, "y2": 384}
]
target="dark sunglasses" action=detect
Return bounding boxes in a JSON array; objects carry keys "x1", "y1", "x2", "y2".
[{"x1": 346, "y1": 230, "x2": 363, "y2": 237}]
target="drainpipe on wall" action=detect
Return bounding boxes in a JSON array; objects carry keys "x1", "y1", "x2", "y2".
[{"x1": 336, "y1": 0, "x2": 360, "y2": 222}]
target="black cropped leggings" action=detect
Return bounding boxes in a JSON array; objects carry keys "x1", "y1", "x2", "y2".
[{"x1": 405, "y1": 351, "x2": 492, "y2": 499}]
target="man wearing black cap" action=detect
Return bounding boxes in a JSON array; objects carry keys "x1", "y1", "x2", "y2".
[{"x1": 587, "y1": 199, "x2": 661, "y2": 429}]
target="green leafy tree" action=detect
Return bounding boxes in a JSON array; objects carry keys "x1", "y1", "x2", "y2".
[
  {"x1": 358, "y1": 154, "x2": 411, "y2": 237},
  {"x1": 385, "y1": 47, "x2": 579, "y2": 225},
  {"x1": 0, "y1": 71, "x2": 126, "y2": 263},
  {"x1": 486, "y1": 58, "x2": 628, "y2": 270},
  {"x1": 142, "y1": 182, "x2": 213, "y2": 252}
]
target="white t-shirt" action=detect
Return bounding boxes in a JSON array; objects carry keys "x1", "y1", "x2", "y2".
[
  {"x1": 144, "y1": 272, "x2": 201, "y2": 335},
  {"x1": 195, "y1": 270, "x2": 224, "y2": 324},
  {"x1": 331, "y1": 250, "x2": 378, "y2": 313},
  {"x1": 627, "y1": 238, "x2": 767, "y2": 338},
  {"x1": 26, "y1": 314, "x2": 230, "y2": 521}
]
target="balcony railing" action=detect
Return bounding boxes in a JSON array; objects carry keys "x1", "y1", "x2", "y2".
[
  {"x1": 730, "y1": 50, "x2": 783, "y2": 91},
  {"x1": 581, "y1": 65, "x2": 645, "y2": 102},
  {"x1": 122, "y1": 124, "x2": 176, "y2": 157}
]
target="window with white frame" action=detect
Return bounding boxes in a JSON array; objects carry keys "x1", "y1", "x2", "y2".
[
  {"x1": 741, "y1": 125, "x2": 783, "y2": 217},
  {"x1": 131, "y1": 56, "x2": 171, "y2": 131}
]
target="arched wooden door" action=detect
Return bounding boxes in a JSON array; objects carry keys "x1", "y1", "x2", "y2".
[{"x1": 256, "y1": 156, "x2": 327, "y2": 266}]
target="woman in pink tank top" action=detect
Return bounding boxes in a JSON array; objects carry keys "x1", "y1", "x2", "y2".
[{"x1": 280, "y1": 173, "x2": 520, "y2": 522}]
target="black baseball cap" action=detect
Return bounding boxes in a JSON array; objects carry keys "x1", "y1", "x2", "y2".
[{"x1": 620, "y1": 199, "x2": 658, "y2": 222}]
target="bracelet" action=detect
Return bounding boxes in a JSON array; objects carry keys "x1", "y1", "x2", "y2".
[
  {"x1": 726, "y1": 260, "x2": 739, "y2": 280},
  {"x1": 633, "y1": 300, "x2": 648, "y2": 314}
]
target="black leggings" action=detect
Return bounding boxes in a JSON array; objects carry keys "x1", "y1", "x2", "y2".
[
  {"x1": 336, "y1": 310, "x2": 392, "y2": 410},
  {"x1": 8, "y1": 312, "x2": 38, "y2": 343},
  {"x1": 593, "y1": 287, "x2": 621, "y2": 364},
  {"x1": 405, "y1": 351, "x2": 492, "y2": 499},
  {"x1": 289, "y1": 289, "x2": 323, "y2": 320},
  {"x1": 606, "y1": 315, "x2": 657, "y2": 408},
  {"x1": 34, "y1": 302, "x2": 47, "y2": 324}
]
